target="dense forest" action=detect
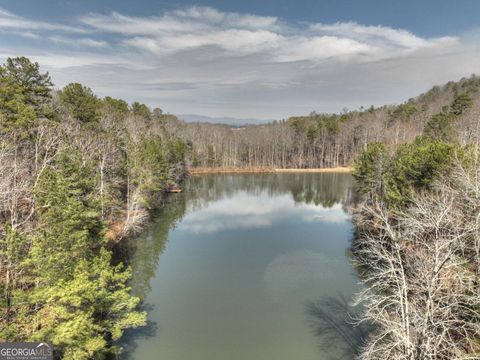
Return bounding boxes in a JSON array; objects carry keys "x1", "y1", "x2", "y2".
[
  {"x1": 351, "y1": 95, "x2": 480, "y2": 358},
  {"x1": 178, "y1": 75, "x2": 480, "y2": 169},
  {"x1": 0, "y1": 57, "x2": 186, "y2": 358},
  {"x1": 2, "y1": 55, "x2": 480, "y2": 359}
]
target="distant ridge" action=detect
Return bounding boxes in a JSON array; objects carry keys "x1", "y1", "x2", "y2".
[{"x1": 178, "y1": 114, "x2": 274, "y2": 126}]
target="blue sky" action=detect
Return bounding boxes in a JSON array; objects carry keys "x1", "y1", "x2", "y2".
[{"x1": 1, "y1": 0, "x2": 479, "y2": 119}]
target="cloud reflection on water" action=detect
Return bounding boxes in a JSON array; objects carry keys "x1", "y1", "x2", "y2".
[{"x1": 181, "y1": 190, "x2": 349, "y2": 234}]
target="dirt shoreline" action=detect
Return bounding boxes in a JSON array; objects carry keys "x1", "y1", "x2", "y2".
[{"x1": 188, "y1": 166, "x2": 353, "y2": 174}]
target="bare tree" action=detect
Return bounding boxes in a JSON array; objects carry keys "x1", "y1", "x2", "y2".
[{"x1": 353, "y1": 190, "x2": 480, "y2": 360}]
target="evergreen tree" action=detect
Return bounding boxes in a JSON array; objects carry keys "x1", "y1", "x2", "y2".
[
  {"x1": 0, "y1": 57, "x2": 185, "y2": 358},
  {"x1": 1, "y1": 151, "x2": 147, "y2": 358},
  {"x1": 3, "y1": 57, "x2": 53, "y2": 120},
  {"x1": 128, "y1": 136, "x2": 169, "y2": 208},
  {"x1": 450, "y1": 93, "x2": 473, "y2": 116},
  {"x1": 29, "y1": 250, "x2": 145, "y2": 360},
  {"x1": 423, "y1": 112, "x2": 457, "y2": 142},
  {"x1": 353, "y1": 142, "x2": 388, "y2": 196},
  {"x1": 101, "y1": 96, "x2": 129, "y2": 119},
  {"x1": 59, "y1": 83, "x2": 100, "y2": 123},
  {"x1": 0, "y1": 56, "x2": 54, "y2": 131},
  {"x1": 32, "y1": 153, "x2": 104, "y2": 283},
  {"x1": 131, "y1": 102, "x2": 151, "y2": 119}
]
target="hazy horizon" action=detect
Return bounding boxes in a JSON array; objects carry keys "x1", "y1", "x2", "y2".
[{"x1": 1, "y1": 0, "x2": 480, "y2": 119}]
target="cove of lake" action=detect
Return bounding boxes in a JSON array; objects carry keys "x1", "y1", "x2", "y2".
[{"x1": 118, "y1": 173, "x2": 361, "y2": 360}]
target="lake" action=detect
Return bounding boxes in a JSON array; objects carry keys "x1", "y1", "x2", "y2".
[{"x1": 119, "y1": 173, "x2": 360, "y2": 360}]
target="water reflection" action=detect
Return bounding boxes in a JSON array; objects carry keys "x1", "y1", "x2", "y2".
[
  {"x1": 305, "y1": 295, "x2": 370, "y2": 360},
  {"x1": 182, "y1": 192, "x2": 350, "y2": 234},
  {"x1": 264, "y1": 250, "x2": 342, "y2": 295},
  {"x1": 114, "y1": 193, "x2": 188, "y2": 299},
  {"x1": 186, "y1": 173, "x2": 357, "y2": 211},
  {"x1": 117, "y1": 173, "x2": 359, "y2": 360},
  {"x1": 116, "y1": 303, "x2": 158, "y2": 359}
]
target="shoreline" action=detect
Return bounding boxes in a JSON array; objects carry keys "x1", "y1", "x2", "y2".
[{"x1": 188, "y1": 166, "x2": 353, "y2": 174}]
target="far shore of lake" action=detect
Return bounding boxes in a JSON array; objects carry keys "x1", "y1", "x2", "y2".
[{"x1": 188, "y1": 166, "x2": 353, "y2": 174}]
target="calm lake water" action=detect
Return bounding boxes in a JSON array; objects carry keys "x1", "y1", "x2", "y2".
[{"x1": 119, "y1": 173, "x2": 360, "y2": 360}]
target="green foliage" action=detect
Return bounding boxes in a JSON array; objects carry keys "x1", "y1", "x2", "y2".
[
  {"x1": 0, "y1": 75, "x2": 36, "y2": 131},
  {"x1": 0, "y1": 57, "x2": 53, "y2": 131},
  {"x1": 289, "y1": 114, "x2": 340, "y2": 141},
  {"x1": 29, "y1": 250, "x2": 145, "y2": 360},
  {"x1": 207, "y1": 144, "x2": 216, "y2": 167},
  {"x1": 0, "y1": 225, "x2": 30, "y2": 325},
  {"x1": 423, "y1": 92, "x2": 474, "y2": 142},
  {"x1": 354, "y1": 138, "x2": 461, "y2": 207},
  {"x1": 131, "y1": 102, "x2": 151, "y2": 119},
  {"x1": 32, "y1": 153, "x2": 104, "y2": 282},
  {"x1": 101, "y1": 96, "x2": 129, "y2": 119},
  {"x1": 320, "y1": 115, "x2": 340, "y2": 135},
  {"x1": 0, "y1": 56, "x2": 185, "y2": 359},
  {"x1": 152, "y1": 107, "x2": 163, "y2": 117},
  {"x1": 450, "y1": 93, "x2": 473, "y2": 116},
  {"x1": 306, "y1": 125, "x2": 318, "y2": 144},
  {"x1": 1, "y1": 152, "x2": 146, "y2": 358},
  {"x1": 423, "y1": 112, "x2": 457, "y2": 142},
  {"x1": 4, "y1": 57, "x2": 52, "y2": 110},
  {"x1": 191, "y1": 151, "x2": 201, "y2": 167},
  {"x1": 385, "y1": 138, "x2": 459, "y2": 206},
  {"x1": 288, "y1": 117, "x2": 306, "y2": 135},
  {"x1": 166, "y1": 138, "x2": 187, "y2": 165},
  {"x1": 420, "y1": 85, "x2": 441, "y2": 103},
  {"x1": 390, "y1": 102, "x2": 418, "y2": 122},
  {"x1": 128, "y1": 136, "x2": 172, "y2": 208},
  {"x1": 59, "y1": 83, "x2": 100, "y2": 123},
  {"x1": 0, "y1": 224, "x2": 29, "y2": 274},
  {"x1": 353, "y1": 142, "x2": 388, "y2": 195}
]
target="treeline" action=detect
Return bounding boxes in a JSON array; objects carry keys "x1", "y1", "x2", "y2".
[
  {"x1": 186, "y1": 172, "x2": 355, "y2": 210},
  {"x1": 177, "y1": 75, "x2": 480, "y2": 169},
  {"x1": 351, "y1": 86, "x2": 480, "y2": 358},
  {"x1": 0, "y1": 57, "x2": 186, "y2": 358},
  {"x1": 2, "y1": 55, "x2": 479, "y2": 359}
]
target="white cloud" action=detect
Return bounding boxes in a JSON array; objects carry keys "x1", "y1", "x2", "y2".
[
  {"x1": 172, "y1": 6, "x2": 279, "y2": 30},
  {"x1": 0, "y1": 6, "x2": 479, "y2": 119},
  {"x1": 274, "y1": 35, "x2": 375, "y2": 62},
  {"x1": 49, "y1": 35, "x2": 107, "y2": 48},
  {"x1": 123, "y1": 29, "x2": 281, "y2": 56},
  {"x1": 309, "y1": 22, "x2": 429, "y2": 49},
  {"x1": 18, "y1": 31, "x2": 39, "y2": 39},
  {"x1": 80, "y1": 6, "x2": 280, "y2": 36},
  {"x1": 76, "y1": 6, "x2": 457, "y2": 63},
  {"x1": 0, "y1": 7, "x2": 85, "y2": 33}
]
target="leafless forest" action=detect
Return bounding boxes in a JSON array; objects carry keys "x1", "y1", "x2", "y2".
[
  {"x1": 174, "y1": 75, "x2": 480, "y2": 169},
  {"x1": 353, "y1": 157, "x2": 480, "y2": 359}
]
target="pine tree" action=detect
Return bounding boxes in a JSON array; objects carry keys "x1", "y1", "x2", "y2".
[
  {"x1": 59, "y1": 83, "x2": 100, "y2": 123},
  {"x1": 0, "y1": 151, "x2": 146, "y2": 358},
  {"x1": 0, "y1": 57, "x2": 53, "y2": 131},
  {"x1": 29, "y1": 250, "x2": 145, "y2": 360}
]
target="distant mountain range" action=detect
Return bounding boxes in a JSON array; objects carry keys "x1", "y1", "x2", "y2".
[{"x1": 178, "y1": 114, "x2": 274, "y2": 126}]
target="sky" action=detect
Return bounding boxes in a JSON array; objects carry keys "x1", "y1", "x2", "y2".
[{"x1": 1, "y1": 0, "x2": 480, "y2": 120}]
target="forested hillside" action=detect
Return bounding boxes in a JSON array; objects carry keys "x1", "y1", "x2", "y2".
[
  {"x1": 0, "y1": 57, "x2": 186, "y2": 358},
  {"x1": 1, "y1": 55, "x2": 480, "y2": 359},
  {"x1": 351, "y1": 83, "x2": 480, "y2": 358},
  {"x1": 177, "y1": 76, "x2": 480, "y2": 169}
]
